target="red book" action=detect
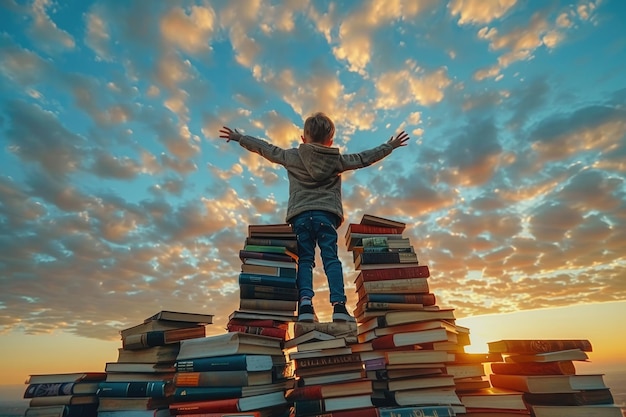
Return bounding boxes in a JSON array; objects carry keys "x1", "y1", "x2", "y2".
[
  {"x1": 170, "y1": 391, "x2": 286, "y2": 414},
  {"x1": 226, "y1": 324, "x2": 287, "y2": 339},
  {"x1": 346, "y1": 223, "x2": 404, "y2": 236},
  {"x1": 361, "y1": 292, "x2": 436, "y2": 305},
  {"x1": 488, "y1": 339, "x2": 593, "y2": 354},
  {"x1": 491, "y1": 361, "x2": 577, "y2": 376},
  {"x1": 357, "y1": 265, "x2": 430, "y2": 282},
  {"x1": 227, "y1": 319, "x2": 289, "y2": 329}
]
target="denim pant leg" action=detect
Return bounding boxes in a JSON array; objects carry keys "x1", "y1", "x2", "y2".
[
  {"x1": 316, "y1": 218, "x2": 347, "y2": 304},
  {"x1": 293, "y1": 216, "x2": 316, "y2": 300}
]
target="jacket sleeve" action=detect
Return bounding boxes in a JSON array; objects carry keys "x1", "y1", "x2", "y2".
[
  {"x1": 338, "y1": 143, "x2": 393, "y2": 171},
  {"x1": 238, "y1": 135, "x2": 290, "y2": 166}
]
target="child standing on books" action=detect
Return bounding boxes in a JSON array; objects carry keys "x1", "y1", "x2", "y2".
[{"x1": 219, "y1": 112, "x2": 409, "y2": 323}]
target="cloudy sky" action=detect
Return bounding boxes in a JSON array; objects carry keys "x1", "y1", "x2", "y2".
[{"x1": 1, "y1": 0, "x2": 625, "y2": 384}]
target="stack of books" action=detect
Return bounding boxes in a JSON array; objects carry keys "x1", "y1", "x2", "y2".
[
  {"x1": 484, "y1": 339, "x2": 621, "y2": 417},
  {"x1": 97, "y1": 310, "x2": 213, "y2": 417},
  {"x1": 285, "y1": 322, "x2": 375, "y2": 416},
  {"x1": 346, "y1": 214, "x2": 465, "y2": 414},
  {"x1": 168, "y1": 331, "x2": 292, "y2": 416},
  {"x1": 228, "y1": 223, "x2": 299, "y2": 331},
  {"x1": 22, "y1": 371, "x2": 106, "y2": 417}
]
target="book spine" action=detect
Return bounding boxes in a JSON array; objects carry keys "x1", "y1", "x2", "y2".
[
  {"x1": 357, "y1": 252, "x2": 418, "y2": 265},
  {"x1": 489, "y1": 339, "x2": 593, "y2": 353},
  {"x1": 169, "y1": 398, "x2": 240, "y2": 414},
  {"x1": 347, "y1": 224, "x2": 404, "y2": 235},
  {"x1": 358, "y1": 265, "x2": 430, "y2": 281},
  {"x1": 239, "y1": 298, "x2": 296, "y2": 311},
  {"x1": 227, "y1": 324, "x2": 287, "y2": 339},
  {"x1": 522, "y1": 389, "x2": 614, "y2": 406},
  {"x1": 175, "y1": 355, "x2": 249, "y2": 372},
  {"x1": 294, "y1": 399, "x2": 324, "y2": 416},
  {"x1": 358, "y1": 278, "x2": 429, "y2": 294},
  {"x1": 295, "y1": 353, "x2": 363, "y2": 369},
  {"x1": 286, "y1": 385, "x2": 324, "y2": 401},
  {"x1": 239, "y1": 250, "x2": 294, "y2": 263},
  {"x1": 96, "y1": 381, "x2": 169, "y2": 398},
  {"x1": 172, "y1": 387, "x2": 242, "y2": 401},
  {"x1": 490, "y1": 360, "x2": 576, "y2": 375},
  {"x1": 377, "y1": 405, "x2": 455, "y2": 417},
  {"x1": 365, "y1": 293, "x2": 436, "y2": 305},
  {"x1": 238, "y1": 273, "x2": 297, "y2": 289},
  {"x1": 359, "y1": 302, "x2": 424, "y2": 311},
  {"x1": 174, "y1": 413, "x2": 261, "y2": 417},
  {"x1": 24, "y1": 383, "x2": 75, "y2": 397},
  {"x1": 239, "y1": 284, "x2": 299, "y2": 301},
  {"x1": 174, "y1": 371, "x2": 248, "y2": 387}
]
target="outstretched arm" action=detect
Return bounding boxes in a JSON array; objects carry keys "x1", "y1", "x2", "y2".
[
  {"x1": 387, "y1": 130, "x2": 410, "y2": 149},
  {"x1": 218, "y1": 126, "x2": 243, "y2": 143}
]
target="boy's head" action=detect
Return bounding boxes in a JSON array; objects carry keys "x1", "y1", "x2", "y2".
[{"x1": 303, "y1": 112, "x2": 335, "y2": 145}]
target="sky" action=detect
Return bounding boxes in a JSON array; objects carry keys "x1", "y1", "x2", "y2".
[{"x1": 1, "y1": 0, "x2": 625, "y2": 388}]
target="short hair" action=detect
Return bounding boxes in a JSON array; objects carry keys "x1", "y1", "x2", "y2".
[{"x1": 304, "y1": 112, "x2": 335, "y2": 144}]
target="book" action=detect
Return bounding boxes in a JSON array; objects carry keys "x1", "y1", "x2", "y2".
[
  {"x1": 240, "y1": 263, "x2": 297, "y2": 278},
  {"x1": 97, "y1": 411, "x2": 171, "y2": 417},
  {"x1": 522, "y1": 388, "x2": 614, "y2": 406},
  {"x1": 243, "y1": 244, "x2": 297, "y2": 258},
  {"x1": 366, "y1": 367, "x2": 444, "y2": 380},
  {"x1": 295, "y1": 337, "x2": 348, "y2": 352},
  {"x1": 294, "y1": 361, "x2": 365, "y2": 378},
  {"x1": 289, "y1": 346, "x2": 353, "y2": 360},
  {"x1": 239, "y1": 298, "x2": 296, "y2": 312},
  {"x1": 345, "y1": 223, "x2": 404, "y2": 242},
  {"x1": 172, "y1": 381, "x2": 291, "y2": 401},
  {"x1": 347, "y1": 234, "x2": 407, "y2": 250},
  {"x1": 238, "y1": 273, "x2": 296, "y2": 289},
  {"x1": 370, "y1": 328, "x2": 457, "y2": 350},
  {"x1": 239, "y1": 284, "x2": 299, "y2": 301},
  {"x1": 359, "y1": 309, "x2": 456, "y2": 331},
  {"x1": 379, "y1": 387, "x2": 462, "y2": 407},
  {"x1": 29, "y1": 395, "x2": 98, "y2": 406},
  {"x1": 362, "y1": 236, "x2": 411, "y2": 248},
  {"x1": 105, "y1": 362, "x2": 176, "y2": 373},
  {"x1": 239, "y1": 250, "x2": 296, "y2": 264},
  {"x1": 356, "y1": 277, "x2": 430, "y2": 296},
  {"x1": 373, "y1": 374, "x2": 455, "y2": 392},
  {"x1": 24, "y1": 382, "x2": 100, "y2": 397},
  {"x1": 177, "y1": 332, "x2": 283, "y2": 360},
  {"x1": 25, "y1": 372, "x2": 107, "y2": 385},
  {"x1": 116, "y1": 344, "x2": 180, "y2": 363},
  {"x1": 242, "y1": 258, "x2": 296, "y2": 269},
  {"x1": 445, "y1": 363, "x2": 486, "y2": 379},
  {"x1": 123, "y1": 326, "x2": 206, "y2": 350},
  {"x1": 226, "y1": 324, "x2": 288, "y2": 339},
  {"x1": 384, "y1": 349, "x2": 454, "y2": 365},
  {"x1": 228, "y1": 310, "x2": 297, "y2": 322},
  {"x1": 357, "y1": 265, "x2": 430, "y2": 281},
  {"x1": 247, "y1": 223, "x2": 294, "y2": 238},
  {"x1": 245, "y1": 236, "x2": 298, "y2": 253},
  {"x1": 355, "y1": 252, "x2": 418, "y2": 268},
  {"x1": 293, "y1": 322, "x2": 358, "y2": 339},
  {"x1": 504, "y1": 348, "x2": 589, "y2": 363},
  {"x1": 121, "y1": 321, "x2": 205, "y2": 339},
  {"x1": 293, "y1": 394, "x2": 373, "y2": 416},
  {"x1": 360, "y1": 214, "x2": 406, "y2": 229},
  {"x1": 453, "y1": 352, "x2": 504, "y2": 364},
  {"x1": 286, "y1": 380, "x2": 373, "y2": 401},
  {"x1": 298, "y1": 370, "x2": 366, "y2": 386},
  {"x1": 96, "y1": 381, "x2": 173, "y2": 398},
  {"x1": 24, "y1": 404, "x2": 99, "y2": 417},
  {"x1": 104, "y1": 372, "x2": 176, "y2": 383},
  {"x1": 294, "y1": 353, "x2": 362, "y2": 369},
  {"x1": 175, "y1": 354, "x2": 277, "y2": 372},
  {"x1": 144, "y1": 310, "x2": 214, "y2": 324},
  {"x1": 453, "y1": 377, "x2": 491, "y2": 391},
  {"x1": 283, "y1": 330, "x2": 335, "y2": 349},
  {"x1": 173, "y1": 370, "x2": 273, "y2": 387},
  {"x1": 490, "y1": 360, "x2": 576, "y2": 375},
  {"x1": 227, "y1": 319, "x2": 289, "y2": 329},
  {"x1": 97, "y1": 397, "x2": 170, "y2": 411},
  {"x1": 489, "y1": 373, "x2": 608, "y2": 393},
  {"x1": 529, "y1": 405, "x2": 623, "y2": 417},
  {"x1": 358, "y1": 319, "x2": 456, "y2": 340},
  {"x1": 360, "y1": 292, "x2": 436, "y2": 305},
  {"x1": 488, "y1": 339, "x2": 593, "y2": 353},
  {"x1": 457, "y1": 388, "x2": 527, "y2": 410},
  {"x1": 169, "y1": 390, "x2": 287, "y2": 413}
]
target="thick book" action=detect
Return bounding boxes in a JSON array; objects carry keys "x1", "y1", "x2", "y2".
[
  {"x1": 354, "y1": 302, "x2": 427, "y2": 318},
  {"x1": 363, "y1": 292, "x2": 436, "y2": 305},
  {"x1": 123, "y1": 326, "x2": 206, "y2": 350},
  {"x1": 358, "y1": 319, "x2": 456, "y2": 341},
  {"x1": 240, "y1": 263, "x2": 296, "y2": 278},
  {"x1": 26, "y1": 372, "x2": 107, "y2": 385},
  {"x1": 529, "y1": 405, "x2": 623, "y2": 417},
  {"x1": 239, "y1": 284, "x2": 299, "y2": 301},
  {"x1": 347, "y1": 234, "x2": 407, "y2": 250},
  {"x1": 239, "y1": 298, "x2": 296, "y2": 312},
  {"x1": 177, "y1": 332, "x2": 283, "y2": 360},
  {"x1": 104, "y1": 372, "x2": 176, "y2": 382},
  {"x1": 490, "y1": 360, "x2": 576, "y2": 375},
  {"x1": 116, "y1": 344, "x2": 180, "y2": 364},
  {"x1": 488, "y1": 339, "x2": 593, "y2": 353},
  {"x1": 457, "y1": 387, "x2": 527, "y2": 410},
  {"x1": 384, "y1": 349, "x2": 454, "y2": 365},
  {"x1": 248, "y1": 224, "x2": 295, "y2": 238},
  {"x1": 445, "y1": 363, "x2": 486, "y2": 379},
  {"x1": 357, "y1": 265, "x2": 430, "y2": 281},
  {"x1": 453, "y1": 352, "x2": 504, "y2": 364},
  {"x1": 169, "y1": 390, "x2": 287, "y2": 413},
  {"x1": 120, "y1": 320, "x2": 205, "y2": 339},
  {"x1": 29, "y1": 395, "x2": 98, "y2": 406},
  {"x1": 360, "y1": 213, "x2": 406, "y2": 229},
  {"x1": 296, "y1": 337, "x2": 348, "y2": 352},
  {"x1": 97, "y1": 396, "x2": 170, "y2": 411},
  {"x1": 523, "y1": 388, "x2": 614, "y2": 406},
  {"x1": 286, "y1": 380, "x2": 372, "y2": 401},
  {"x1": 243, "y1": 244, "x2": 297, "y2": 258},
  {"x1": 355, "y1": 252, "x2": 418, "y2": 268},
  {"x1": 359, "y1": 309, "x2": 456, "y2": 332},
  {"x1": 173, "y1": 370, "x2": 273, "y2": 387},
  {"x1": 245, "y1": 237, "x2": 298, "y2": 253},
  {"x1": 172, "y1": 381, "x2": 291, "y2": 401},
  {"x1": 293, "y1": 394, "x2": 373, "y2": 416},
  {"x1": 504, "y1": 348, "x2": 589, "y2": 363},
  {"x1": 373, "y1": 374, "x2": 455, "y2": 392},
  {"x1": 379, "y1": 387, "x2": 462, "y2": 408},
  {"x1": 356, "y1": 277, "x2": 430, "y2": 295},
  {"x1": 238, "y1": 273, "x2": 296, "y2": 289},
  {"x1": 489, "y1": 373, "x2": 608, "y2": 393},
  {"x1": 226, "y1": 324, "x2": 288, "y2": 339},
  {"x1": 371, "y1": 328, "x2": 457, "y2": 350},
  {"x1": 24, "y1": 382, "x2": 100, "y2": 397},
  {"x1": 96, "y1": 381, "x2": 172, "y2": 398},
  {"x1": 345, "y1": 223, "x2": 404, "y2": 241},
  {"x1": 144, "y1": 310, "x2": 214, "y2": 324},
  {"x1": 24, "y1": 404, "x2": 99, "y2": 417},
  {"x1": 105, "y1": 362, "x2": 176, "y2": 373},
  {"x1": 239, "y1": 250, "x2": 296, "y2": 264},
  {"x1": 175, "y1": 354, "x2": 276, "y2": 372}
]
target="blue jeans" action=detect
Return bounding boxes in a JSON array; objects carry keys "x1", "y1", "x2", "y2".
[{"x1": 291, "y1": 210, "x2": 346, "y2": 304}]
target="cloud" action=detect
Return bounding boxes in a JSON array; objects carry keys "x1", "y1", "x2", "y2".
[
  {"x1": 449, "y1": 0, "x2": 518, "y2": 25},
  {"x1": 27, "y1": 0, "x2": 75, "y2": 53}
]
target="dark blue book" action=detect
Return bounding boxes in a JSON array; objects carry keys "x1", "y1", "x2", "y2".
[
  {"x1": 238, "y1": 273, "x2": 296, "y2": 289},
  {"x1": 96, "y1": 381, "x2": 171, "y2": 398},
  {"x1": 171, "y1": 383, "x2": 286, "y2": 401},
  {"x1": 175, "y1": 354, "x2": 276, "y2": 372}
]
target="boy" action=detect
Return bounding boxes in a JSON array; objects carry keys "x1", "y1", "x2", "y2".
[{"x1": 219, "y1": 112, "x2": 409, "y2": 322}]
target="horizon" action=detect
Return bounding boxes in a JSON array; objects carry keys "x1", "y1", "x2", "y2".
[{"x1": 1, "y1": 0, "x2": 625, "y2": 387}]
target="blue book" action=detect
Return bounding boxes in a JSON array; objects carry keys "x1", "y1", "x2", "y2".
[
  {"x1": 175, "y1": 354, "x2": 275, "y2": 372},
  {"x1": 97, "y1": 381, "x2": 170, "y2": 398},
  {"x1": 238, "y1": 273, "x2": 296, "y2": 289},
  {"x1": 172, "y1": 383, "x2": 285, "y2": 401}
]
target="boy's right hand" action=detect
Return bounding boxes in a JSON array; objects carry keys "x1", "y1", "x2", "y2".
[
  {"x1": 387, "y1": 130, "x2": 410, "y2": 149},
  {"x1": 219, "y1": 126, "x2": 242, "y2": 143}
]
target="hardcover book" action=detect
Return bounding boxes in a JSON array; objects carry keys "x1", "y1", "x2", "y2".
[
  {"x1": 177, "y1": 332, "x2": 284, "y2": 360},
  {"x1": 247, "y1": 224, "x2": 295, "y2": 238},
  {"x1": 116, "y1": 344, "x2": 180, "y2": 364},
  {"x1": 238, "y1": 273, "x2": 297, "y2": 289},
  {"x1": 489, "y1": 373, "x2": 608, "y2": 393},
  {"x1": 293, "y1": 353, "x2": 362, "y2": 369},
  {"x1": 488, "y1": 339, "x2": 593, "y2": 353},
  {"x1": 238, "y1": 284, "x2": 299, "y2": 301},
  {"x1": 122, "y1": 326, "x2": 206, "y2": 350},
  {"x1": 359, "y1": 214, "x2": 406, "y2": 230},
  {"x1": 285, "y1": 380, "x2": 373, "y2": 401},
  {"x1": 239, "y1": 298, "x2": 296, "y2": 312},
  {"x1": 175, "y1": 354, "x2": 276, "y2": 372},
  {"x1": 356, "y1": 277, "x2": 430, "y2": 295},
  {"x1": 358, "y1": 309, "x2": 456, "y2": 332},
  {"x1": 356, "y1": 265, "x2": 430, "y2": 281},
  {"x1": 457, "y1": 387, "x2": 527, "y2": 410},
  {"x1": 372, "y1": 375, "x2": 455, "y2": 392},
  {"x1": 529, "y1": 405, "x2": 622, "y2": 417},
  {"x1": 370, "y1": 328, "x2": 457, "y2": 350},
  {"x1": 362, "y1": 292, "x2": 436, "y2": 305},
  {"x1": 504, "y1": 349, "x2": 589, "y2": 363},
  {"x1": 173, "y1": 370, "x2": 273, "y2": 387},
  {"x1": 26, "y1": 372, "x2": 107, "y2": 385},
  {"x1": 239, "y1": 250, "x2": 296, "y2": 264},
  {"x1": 96, "y1": 381, "x2": 173, "y2": 398},
  {"x1": 24, "y1": 404, "x2": 99, "y2": 417},
  {"x1": 143, "y1": 311, "x2": 214, "y2": 324},
  {"x1": 245, "y1": 236, "x2": 298, "y2": 253},
  {"x1": 240, "y1": 263, "x2": 297, "y2": 278},
  {"x1": 24, "y1": 382, "x2": 100, "y2": 397},
  {"x1": 355, "y1": 252, "x2": 418, "y2": 269},
  {"x1": 29, "y1": 395, "x2": 99, "y2": 407},
  {"x1": 171, "y1": 381, "x2": 291, "y2": 401},
  {"x1": 169, "y1": 390, "x2": 287, "y2": 413},
  {"x1": 490, "y1": 360, "x2": 576, "y2": 375},
  {"x1": 293, "y1": 394, "x2": 373, "y2": 416},
  {"x1": 522, "y1": 388, "x2": 614, "y2": 406}
]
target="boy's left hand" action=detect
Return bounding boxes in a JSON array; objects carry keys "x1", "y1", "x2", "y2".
[{"x1": 219, "y1": 126, "x2": 242, "y2": 143}]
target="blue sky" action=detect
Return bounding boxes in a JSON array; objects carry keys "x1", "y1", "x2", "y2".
[{"x1": 1, "y1": 0, "x2": 625, "y2": 377}]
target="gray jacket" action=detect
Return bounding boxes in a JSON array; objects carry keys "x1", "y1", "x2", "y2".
[{"x1": 239, "y1": 135, "x2": 393, "y2": 225}]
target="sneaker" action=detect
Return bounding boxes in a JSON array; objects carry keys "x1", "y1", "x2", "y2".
[
  {"x1": 332, "y1": 303, "x2": 356, "y2": 323},
  {"x1": 298, "y1": 303, "x2": 319, "y2": 322}
]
